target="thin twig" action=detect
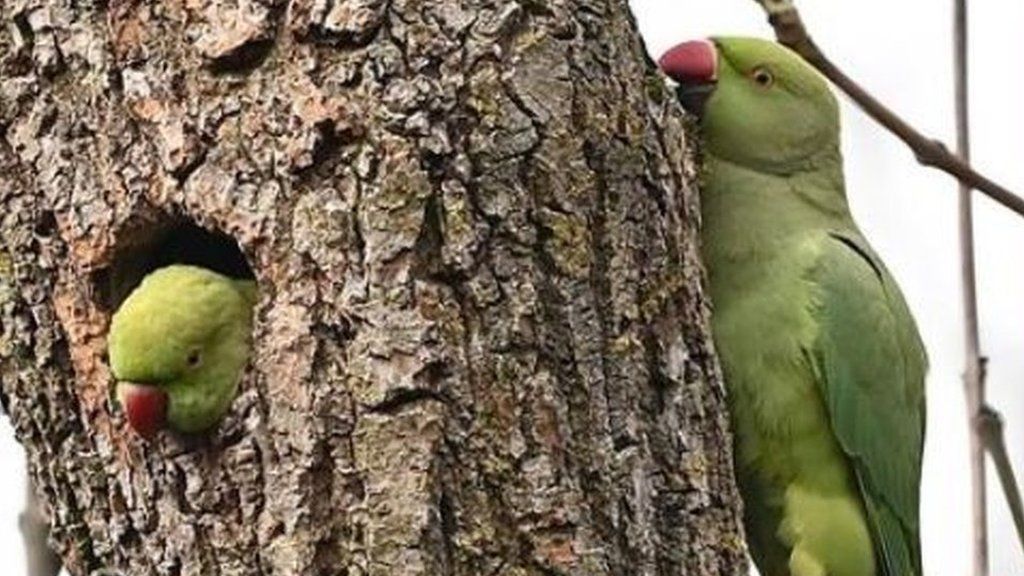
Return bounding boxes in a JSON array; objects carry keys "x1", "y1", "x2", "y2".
[
  {"x1": 953, "y1": 2, "x2": 989, "y2": 574},
  {"x1": 751, "y1": 0, "x2": 1024, "y2": 219},
  {"x1": 979, "y1": 406, "x2": 1024, "y2": 555}
]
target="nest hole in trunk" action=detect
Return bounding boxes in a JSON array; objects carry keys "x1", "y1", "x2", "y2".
[{"x1": 93, "y1": 219, "x2": 256, "y2": 313}]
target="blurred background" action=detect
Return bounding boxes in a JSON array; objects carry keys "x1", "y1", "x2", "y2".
[{"x1": 1, "y1": 1, "x2": 1022, "y2": 574}]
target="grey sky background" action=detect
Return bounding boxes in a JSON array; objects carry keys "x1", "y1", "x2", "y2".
[{"x1": 0, "y1": 1, "x2": 1022, "y2": 574}]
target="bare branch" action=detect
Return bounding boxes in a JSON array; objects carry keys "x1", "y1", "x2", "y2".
[
  {"x1": 751, "y1": 0, "x2": 1024, "y2": 219},
  {"x1": 952, "y1": 1, "x2": 989, "y2": 573},
  {"x1": 979, "y1": 406, "x2": 1024, "y2": 556}
]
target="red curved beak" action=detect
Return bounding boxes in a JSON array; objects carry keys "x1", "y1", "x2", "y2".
[
  {"x1": 659, "y1": 39, "x2": 717, "y2": 84},
  {"x1": 658, "y1": 39, "x2": 718, "y2": 114},
  {"x1": 116, "y1": 382, "x2": 168, "y2": 441}
]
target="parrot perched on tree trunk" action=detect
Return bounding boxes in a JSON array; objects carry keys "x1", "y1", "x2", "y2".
[
  {"x1": 659, "y1": 37, "x2": 927, "y2": 576},
  {"x1": 108, "y1": 264, "x2": 256, "y2": 440}
]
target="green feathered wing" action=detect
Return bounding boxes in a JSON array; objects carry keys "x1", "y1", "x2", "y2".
[{"x1": 809, "y1": 232, "x2": 927, "y2": 576}]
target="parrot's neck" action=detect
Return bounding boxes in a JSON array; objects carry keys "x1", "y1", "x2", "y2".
[{"x1": 699, "y1": 150, "x2": 854, "y2": 269}]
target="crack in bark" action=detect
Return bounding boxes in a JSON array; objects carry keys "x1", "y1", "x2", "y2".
[{"x1": 366, "y1": 387, "x2": 448, "y2": 415}]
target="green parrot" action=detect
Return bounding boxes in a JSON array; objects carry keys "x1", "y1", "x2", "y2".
[
  {"x1": 659, "y1": 38, "x2": 927, "y2": 576},
  {"x1": 108, "y1": 264, "x2": 256, "y2": 439}
]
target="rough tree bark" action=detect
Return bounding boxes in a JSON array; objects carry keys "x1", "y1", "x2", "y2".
[{"x1": 0, "y1": 0, "x2": 746, "y2": 574}]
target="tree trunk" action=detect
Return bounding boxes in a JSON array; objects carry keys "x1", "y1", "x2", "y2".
[{"x1": 0, "y1": 0, "x2": 746, "y2": 574}]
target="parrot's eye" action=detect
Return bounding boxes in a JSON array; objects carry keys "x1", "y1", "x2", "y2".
[
  {"x1": 187, "y1": 349, "x2": 202, "y2": 368},
  {"x1": 751, "y1": 67, "x2": 774, "y2": 88}
]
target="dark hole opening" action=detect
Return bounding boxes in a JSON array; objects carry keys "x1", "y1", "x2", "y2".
[
  {"x1": 95, "y1": 220, "x2": 255, "y2": 312},
  {"x1": 34, "y1": 211, "x2": 57, "y2": 237}
]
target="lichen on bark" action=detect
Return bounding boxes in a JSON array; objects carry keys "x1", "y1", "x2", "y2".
[{"x1": 0, "y1": 0, "x2": 747, "y2": 574}]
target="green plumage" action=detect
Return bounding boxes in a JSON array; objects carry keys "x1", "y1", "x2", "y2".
[
  {"x1": 688, "y1": 38, "x2": 927, "y2": 575},
  {"x1": 108, "y1": 264, "x2": 256, "y2": 433}
]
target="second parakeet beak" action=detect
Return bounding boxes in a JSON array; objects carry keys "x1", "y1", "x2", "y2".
[
  {"x1": 115, "y1": 383, "x2": 168, "y2": 440},
  {"x1": 658, "y1": 39, "x2": 718, "y2": 114}
]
